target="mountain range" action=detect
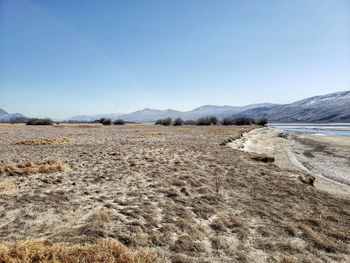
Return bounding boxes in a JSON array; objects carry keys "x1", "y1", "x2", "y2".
[
  {"x1": 1, "y1": 90, "x2": 349, "y2": 123},
  {"x1": 67, "y1": 91, "x2": 350, "y2": 123},
  {"x1": 0, "y1": 108, "x2": 25, "y2": 122},
  {"x1": 237, "y1": 90, "x2": 350, "y2": 122}
]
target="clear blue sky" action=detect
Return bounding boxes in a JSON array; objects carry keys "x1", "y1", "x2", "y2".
[{"x1": 1, "y1": 0, "x2": 349, "y2": 118}]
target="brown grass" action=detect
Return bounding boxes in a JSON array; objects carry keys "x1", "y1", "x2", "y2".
[
  {"x1": 89, "y1": 208, "x2": 112, "y2": 229},
  {"x1": 15, "y1": 138, "x2": 70, "y2": 145},
  {"x1": 299, "y1": 225, "x2": 347, "y2": 253},
  {"x1": 0, "y1": 124, "x2": 349, "y2": 262},
  {"x1": 140, "y1": 131, "x2": 169, "y2": 137},
  {"x1": 0, "y1": 239, "x2": 156, "y2": 263},
  {"x1": 0, "y1": 160, "x2": 69, "y2": 176},
  {"x1": 0, "y1": 179, "x2": 17, "y2": 195}
]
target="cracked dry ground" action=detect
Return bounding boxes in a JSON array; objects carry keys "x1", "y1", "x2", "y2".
[{"x1": 0, "y1": 124, "x2": 349, "y2": 263}]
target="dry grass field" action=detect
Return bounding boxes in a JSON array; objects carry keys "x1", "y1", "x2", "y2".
[{"x1": 0, "y1": 124, "x2": 349, "y2": 263}]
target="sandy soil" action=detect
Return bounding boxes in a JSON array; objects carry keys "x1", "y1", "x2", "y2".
[
  {"x1": 229, "y1": 128, "x2": 350, "y2": 197},
  {"x1": 0, "y1": 124, "x2": 349, "y2": 263}
]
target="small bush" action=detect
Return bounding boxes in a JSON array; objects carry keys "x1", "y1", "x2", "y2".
[
  {"x1": 209, "y1": 116, "x2": 218, "y2": 125},
  {"x1": 98, "y1": 118, "x2": 112, "y2": 125},
  {"x1": 155, "y1": 118, "x2": 172, "y2": 126},
  {"x1": 113, "y1": 119, "x2": 125, "y2": 125},
  {"x1": 196, "y1": 117, "x2": 210, "y2": 125},
  {"x1": 183, "y1": 120, "x2": 196, "y2": 125},
  {"x1": 221, "y1": 116, "x2": 256, "y2": 126},
  {"x1": 234, "y1": 116, "x2": 255, "y2": 125},
  {"x1": 196, "y1": 116, "x2": 218, "y2": 126},
  {"x1": 256, "y1": 117, "x2": 268, "y2": 126},
  {"x1": 221, "y1": 117, "x2": 234, "y2": 126},
  {"x1": 26, "y1": 118, "x2": 53, "y2": 125},
  {"x1": 173, "y1": 118, "x2": 183, "y2": 126}
]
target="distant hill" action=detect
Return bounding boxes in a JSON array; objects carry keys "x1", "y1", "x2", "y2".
[
  {"x1": 237, "y1": 91, "x2": 350, "y2": 123},
  {"x1": 67, "y1": 113, "x2": 123, "y2": 122},
  {"x1": 118, "y1": 108, "x2": 182, "y2": 123},
  {"x1": 184, "y1": 103, "x2": 277, "y2": 120},
  {"x1": 67, "y1": 103, "x2": 278, "y2": 122},
  {"x1": 0, "y1": 108, "x2": 26, "y2": 122},
  {"x1": 6, "y1": 90, "x2": 348, "y2": 123}
]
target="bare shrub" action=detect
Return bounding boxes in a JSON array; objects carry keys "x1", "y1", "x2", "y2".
[
  {"x1": 221, "y1": 117, "x2": 235, "y2": 126},
  {"x1": 113, "y1": 119, "x2": 125, "y2": 125},
  {"x1": 209, "y1": 116, "x2": 218, "y2": 125},
  {"x1": 173, "y1": 118, "x2": 183, "y2": 126},
  {"x1": 0, "y1": 239, "x2": 155, "y2": 263},
  {"x1": 221, "y1": 116, "x2": 255, "y2": 126},
  {"x1": 214, "y1": 173, "x2": 222, "y2": 197},
  {"x1": 155, "y1": 118, "x2": 172, "y2": 126},
  {"x1": 256, "y1": 117, "x2": 268, "y2": 126},
  {"x1": 235, "y1": 116, "x2": 255, "y2": 125},
  {"x1": 183, "y1": 120, "x2": 196, "y2": 125},
  {"x1": 26, "y1": 118, "x2": 53, "y2": 125},
  {"x1": 196, "y1": 116, "x2": 218, "y2": 125},
  {"x1": 98, "y1": 118, "x2": 112, "y2": 125},
  {"x1": 0, "y1": 160, "x2": 69, "y2": 176}
]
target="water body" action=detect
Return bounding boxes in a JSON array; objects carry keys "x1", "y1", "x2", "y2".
[{"x1": 269, "y1": 123, "x2": 350, "y2": 136}]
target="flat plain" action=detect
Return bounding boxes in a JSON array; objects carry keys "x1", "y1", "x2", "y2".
[{"x1": 0, "y1": 124, "x2": 349, "y2": 263}]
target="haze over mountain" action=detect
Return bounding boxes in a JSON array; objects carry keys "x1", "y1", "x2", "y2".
[
  {"x1": 68, "y1": 113, "x2": 123, "y2": 122},
  {"x1": 66, "y1": 91, "x2": 350, "y2": 123},
  {"x1": 0, "y1": 108, "x2": 25, "y2": 121},
  {"x1": 2, "y1": 91, "x2": 349, "y2": 123}
]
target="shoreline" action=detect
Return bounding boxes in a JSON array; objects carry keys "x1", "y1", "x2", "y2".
[{"x1": 229, "y1": 127, "x2": 350, "y2": 197}]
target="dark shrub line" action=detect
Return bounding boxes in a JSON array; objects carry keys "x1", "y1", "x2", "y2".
[
  {"x1": 155, "y1": 116, "x2": 268, "y2": 126},
  {"x1": 113, "y1": 119, "x2": 125, "y2": 125},
  {"x1": 97, "y1": 118, "x2": 112, "y2": 125},
  {"x1": 155, "y1": 118, "x2": 172, "y2": 126},
  {"x1": 173, "y1": 118, "x2": 183, "y2": 126},
  {"x1": 96, "y1": 118, "x2": 125, "y2": 125},
  {"x1": 196, "y1": 116, "x2": 218, "y2": 125},
  {"x1": 26, "y1": 118, "x2": 53, "y2": 125}
]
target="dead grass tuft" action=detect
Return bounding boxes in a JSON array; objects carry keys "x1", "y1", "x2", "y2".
[
  {"x1": 15, "y1": 138, "x2": 70, "y2": 145},
  {"x1": 300, "y1": 225, "x2": 346, "y2": 253},
  {"x1": 211, "y1": 236, "x2": 229, "y2": 250},
  {"x1": 171, "y1": 235, "x2": 206, "y2": 253},
  {"x1": 0, "y1": 239, "x2": 156, "y2": 263},
  {"x1": 90, "y1": 208, "x2": 112, "y2": 228},
  {"x1": 0, "y1": 160, "x2": 69, "y2": 176},
  {"x1": 0, "y1": 179, "x2": 17, "y2": 195},
  {"x1": 210, "y1": 214, "x2": 249, "y2": 239}
]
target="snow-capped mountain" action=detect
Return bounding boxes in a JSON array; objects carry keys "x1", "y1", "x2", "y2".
[
  {"x1": 238, "y1": 91, "x2": 350, "y2": 122},
  {"x1": 65, "y1": 91, "x2": 350, "y2": 123}
]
